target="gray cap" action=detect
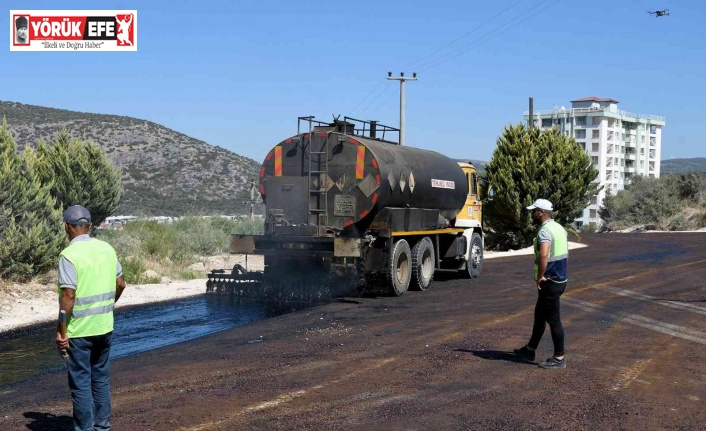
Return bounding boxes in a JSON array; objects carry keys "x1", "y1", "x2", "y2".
[{"x1": 63, "y1": 205, "x2": 92, "y2": 225}]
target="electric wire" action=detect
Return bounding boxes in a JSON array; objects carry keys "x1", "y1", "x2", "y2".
[
  {"x1": 399, "y1": 0, "x2": 526, "y2": 71},
  {"x1": 351, "y1": 1, "x2": 527, "y2": 119},
  {"x1": 349, "y1": 78, "x2": 387, "y2": 115},
  {"x1": 415, "y1": 0, "x2": 560, "y2": 73},
  {"x1": 358, "y1": 82, "x2": 396, "y2": 116}
]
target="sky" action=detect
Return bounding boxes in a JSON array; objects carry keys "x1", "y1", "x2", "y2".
[{"x1": 2, "y1": 0, "x2": 705, "y2": 163}]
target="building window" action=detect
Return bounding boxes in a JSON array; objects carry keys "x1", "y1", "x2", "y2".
[
  {"x1": 592, "y1": 117, "x2": 601, "y2": 125},
  {"x1": 650, "y1": 125, "x2": 657, "y2": 134},
  {"x1": 575, "y1": 116, "x2": 586, "y2": 126},
  {"x1": 591, "y1": 156, "x2": 599, "y2": 168},
  {"x1": 641, "y1": 136, "x2": 646, "y2": 143},
  {"x1": 650, "y1": 137, "x2": 656, "y2": 146},
  {"x1": 577, "y1": 142, "x2": 586, "y2": 150},
  {"x1": 640, "y1": 148, "x2": 645, "y2": 155},
  {"x1": 589, "y1": 209, "x2": 597, "y2": 218},
  {"x1": 542, "y1": 119, "x2": 552, "y2": 128},
  {"x1": 592, "y1": 130, "x2": 600, "y2": 139},
  {"x1": 592, "y1": 143, "x2": 600, "y2": 152},
  {"x1": 576, "y1": 129, "x2": 586, "y2": 139},
  {"x1": 590, "y1": 195, "x2": 598, "y2": 205}
]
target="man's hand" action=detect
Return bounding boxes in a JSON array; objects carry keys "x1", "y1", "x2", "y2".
[
  {"x1": 56, "y1": 331, "x2": 69, "y2": 353},
  {"x1": 536, "y1": 276, "x2": 547, "y2": 290}
]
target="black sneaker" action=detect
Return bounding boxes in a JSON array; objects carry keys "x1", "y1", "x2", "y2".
[
  {"x1": 538, "y1": 357, "x2": 566, "y2": 369},
  {"x1": 512, "y1": 346, "x2": 535, "y2": 362}
]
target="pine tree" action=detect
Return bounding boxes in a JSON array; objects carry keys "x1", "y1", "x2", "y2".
[
  {"x1": 31, "y1": 129, "x2": 123, "y2": 227},
  {"x1": 0, "y1": 120, "x2": 65, "y2": 280},
  {"x1": 483, "y1": 124, "x2": 599, "y2": 250}
]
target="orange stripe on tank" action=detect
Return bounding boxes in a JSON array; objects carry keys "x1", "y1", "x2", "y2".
[
  {"x1": 274, "y1": 146, "x2": 282, "y2": 176},
  {"x1": 371, "y1": 158, "x2": 378, "y2": 169},
  {"x1": 360, "y1": 210, "x2": 369, "y2": 218},
  {"x1": 356, "y1": 146, "x2": 365, "y2": 179},
  {"x1": 371, "y1": 192, "x2": 378, "y2": 204},
  {"x1": 265, "y1": 150, "x2": 273, "y2": 161},
  {"x1": 259, "y1": 167, "x2": 266, "y2": 177},
  {"x1": 343, "y1": 220, "x2": 354, "y2": 227}
]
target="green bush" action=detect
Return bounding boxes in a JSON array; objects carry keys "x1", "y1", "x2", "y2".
[
  {"x1": 599, "y1": 176, "x2": 683, "y2": 230},
  {"x1": 28, "y1": 129, "x2": 122, "y2": 227},
  {"x1": 95, "y1": 217, "x2": 264, "y2": 281},
  {"x1": 120, "y1": 255, "x2": 147, "y2": 284},
  {"x1": 0, "y1": 120, "x2": 65, "y2": 280}
]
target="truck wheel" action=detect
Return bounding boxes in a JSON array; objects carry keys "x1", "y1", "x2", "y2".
[
  {"x1": 411, "y1": 237, "x2": 435, "y2": 291},
  {"x1": 388, "y1": 239, "x2": 411, "y2": 296},
  {"x1": 460, "y1": 233, "x2": 483, "y2": 279}
]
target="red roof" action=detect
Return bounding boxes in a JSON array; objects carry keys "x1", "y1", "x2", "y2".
[{"x1": 570, "y1": 96, "x2": 619, "y2": 103}]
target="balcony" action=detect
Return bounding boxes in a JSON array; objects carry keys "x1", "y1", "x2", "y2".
[
  {"x1": 625, "y1": 166, "x2": 635, "y2": 174},
  {"x1": 625, "y1": 153, "x2": 636, "y2": 161}
]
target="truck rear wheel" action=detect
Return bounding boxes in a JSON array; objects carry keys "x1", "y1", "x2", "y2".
[
  {"x1": 388, "y1": 239, "x2": 411, "y2": 296},
  {"x1": 411, "y1": 237, "x2": 435, "y2": 291},
  {"x1": 459, "y1": 232, "x2": 483, "y2": 279}
]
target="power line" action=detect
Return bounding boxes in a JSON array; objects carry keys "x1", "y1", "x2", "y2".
[
  {"x1": 349, "y1": 78, "x2": 387, "y2": 115},
  {"x1": 350, "y1": 0, "x2": 527, "y2": 120},
  {"x1": 415, "y1": 0, "x2": 560, "y2": 73},
  {"x1": 400, "y1": 0, "x2": 526, "y2": 71},
  {"x1": 358, "y1": 82, "x2": 396, "y2": 116}
]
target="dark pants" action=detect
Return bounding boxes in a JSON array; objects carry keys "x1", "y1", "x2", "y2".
[
  {"x1": 67, "y1": 332, "x2": 112, "y2": 431},
  {"x1": 528, "y1": 280, "x2": 566, "y2": 357}
]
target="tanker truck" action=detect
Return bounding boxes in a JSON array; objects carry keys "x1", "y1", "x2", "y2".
[{"x1": 207, "y1": 116, "x2": 492, "y2": 298}]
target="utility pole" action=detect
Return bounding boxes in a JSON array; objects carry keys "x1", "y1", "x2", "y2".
[
  {"x1": 387, "y1": 71, "x2": 417, "y2": 146},
  {"x1": 249, "y1": 179, "x2": 256, "y2": 220},
  {"x1": 528, "y1": 97, "x2": 534, "y2": 129}
]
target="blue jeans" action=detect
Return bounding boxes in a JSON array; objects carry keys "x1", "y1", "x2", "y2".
[{"x1": 67, "y1": 332, "x2": 112, "y2": 431}]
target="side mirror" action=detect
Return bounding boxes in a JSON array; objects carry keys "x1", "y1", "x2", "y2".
[{"x1": 487, "y1": 185, "x2": 496, "y2": 202}]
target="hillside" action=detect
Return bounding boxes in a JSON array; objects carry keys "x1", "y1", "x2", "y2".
[
  {"x1": 662, "y1": 157, "x2": 706, "y2": 174},
  {"x1": 1, "y1": 101, "x2": 263, "y2": 216}
]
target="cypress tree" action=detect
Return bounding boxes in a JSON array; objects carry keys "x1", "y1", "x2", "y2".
[
  {"x1": 484, "y1": 124, "x2": 599, "y2": 250},
  {"x1": 32, "y1": 129, "x2": 123, "y2": 227},
  {"x1": 0, "y1": 120, "x2": 65, "y2": 280}
]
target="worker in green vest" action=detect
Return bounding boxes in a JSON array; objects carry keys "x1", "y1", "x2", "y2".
[
  {"x1": 513, "y1": 198, "x2": 569, "y2": 369},
  {"x1": 55, "y1": 205, "x2": 126, "y2": 431}
]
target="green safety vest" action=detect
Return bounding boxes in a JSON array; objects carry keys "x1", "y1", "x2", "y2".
[
  {"x1": 533, "y1": 219, "x2": 569, "y2": 282},
  {"x1": 58, "y1": 238, "x2": 118, "y2": 338}
]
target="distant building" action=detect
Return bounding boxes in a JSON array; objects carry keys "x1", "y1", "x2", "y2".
[{"x1": 524, "y1": 96, "x2": 666, "y2": 230}]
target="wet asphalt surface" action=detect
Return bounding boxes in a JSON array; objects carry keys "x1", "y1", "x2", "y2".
[
  {"x1": 1, "y1": 233, "x2": 705, "y2": 431},
  {"x1": 0, "y1": 296, "x2": 304, "y2": 388}
]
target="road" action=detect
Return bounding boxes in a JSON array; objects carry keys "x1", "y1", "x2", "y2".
[{"x1": 1, "y1": 233, "x2": 705, "y2": 431}]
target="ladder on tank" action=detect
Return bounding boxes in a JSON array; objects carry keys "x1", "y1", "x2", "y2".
[{"x1": 298, "y1": 116, "x2": 330, "y2": 231}]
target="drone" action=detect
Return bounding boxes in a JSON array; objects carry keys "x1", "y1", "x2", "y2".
[{"x1": 647, "y1": 9, "x2": 669, "y2": 17}]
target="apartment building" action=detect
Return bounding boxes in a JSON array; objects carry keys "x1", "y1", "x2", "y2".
[{"x1": 524, "y1": 96, "x2": 666, "y2": 229}]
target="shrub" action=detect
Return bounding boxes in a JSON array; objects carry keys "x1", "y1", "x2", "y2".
[
  {"x1": 0, "y1": 120, "x2": 65, "y2": 280},
  {"x1": 29, "y1": 129, "x2": 122, "y2": 227}
]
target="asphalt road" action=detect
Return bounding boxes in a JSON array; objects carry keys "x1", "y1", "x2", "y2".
[{"x1": 1, "y1": 233, "x2": 705, "y2": 431}]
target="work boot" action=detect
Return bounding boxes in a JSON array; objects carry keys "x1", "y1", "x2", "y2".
[
  {"x1": 538, "y1": 356, "x2": 566, "y2": 369},
  {"x1": 512, "y1": 346, "x2": 535, "y2": 362}
]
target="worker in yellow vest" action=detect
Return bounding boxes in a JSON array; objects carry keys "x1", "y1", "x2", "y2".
[
  {"x1": 513, "y1": 198, "x2": 569, "y2": 369},
  {"x1": 55, "y1": 205, "x2": 126, "y2": 430}
]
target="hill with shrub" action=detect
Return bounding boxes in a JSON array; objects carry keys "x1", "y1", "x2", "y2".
[{"x1": 1, "y1": 101, "x2": 263, "y2": 216}]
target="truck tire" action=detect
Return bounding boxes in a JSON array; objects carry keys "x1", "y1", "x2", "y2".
[
  {"x1": 459, "y1": 232, "x2": 483, "y2": 279},
  {"x1": 388, "y1": 239, "x2": 411, "y2": 296},
  {"x1": 411, "y1": 237, "x2": 435, "y2": 291}
]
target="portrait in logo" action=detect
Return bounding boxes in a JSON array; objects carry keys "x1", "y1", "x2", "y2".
[
  {"x1": 115, "y1": 13, "x2": 133, "y2": 46},
  {"x1": 14, "y1": 15, "x2": 29, "y2": 45}
]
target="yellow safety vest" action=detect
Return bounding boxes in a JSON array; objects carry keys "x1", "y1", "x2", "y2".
[{"x1": 58, "y1": 239, "x2": 118, "y2": 337}]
